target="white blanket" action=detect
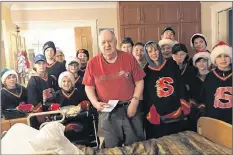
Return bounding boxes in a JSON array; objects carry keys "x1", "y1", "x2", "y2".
[
  {"x1": 1, "y1": 123, "x2": 84, "y2": 155},
  {"x1": 2, "y1": 123, "x2": 39, "y2": 154}
]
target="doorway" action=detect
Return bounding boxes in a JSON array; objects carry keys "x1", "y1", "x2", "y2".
[
  {"x1": 74, "y1": 27, "x2": 93, "y2": 58},
  {"x1": 217, "y1": 7, "x2": 232, "y2": 45}
]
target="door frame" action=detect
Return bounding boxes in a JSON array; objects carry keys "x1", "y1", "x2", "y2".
[
  {"x1": 15, "y1": 19, "x2": 99, "y2": 56},
  {"x1": 211, "y1": 2, "x2": 232, "y2": 47}
]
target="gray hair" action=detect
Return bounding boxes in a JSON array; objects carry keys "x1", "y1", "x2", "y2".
[{"x1": 98, "y1": 30, "x2": 116, "y2": 47}]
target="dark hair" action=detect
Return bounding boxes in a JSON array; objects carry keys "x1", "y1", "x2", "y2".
[
  {"x1": 195, "y1": 57, "x2": 208, "y2": 64},
  {"x1": 121, "y1": 37, "x2": 134, "y2": 47},
  {"x1": 172, "y1": 43, "x2": 188, "y2": 54},
  {"x1": 161, "y1": 27, "x2": 176, "y2": 35},
  {"x1": 134, "y1": 42, "x2": 145, "y2": 47},
  {"x1": 76, "y1": 49, "x2": 89, "y2": 60},
  {"x1": 191, "y1": 35, "x2": 207, "y2": 47}
]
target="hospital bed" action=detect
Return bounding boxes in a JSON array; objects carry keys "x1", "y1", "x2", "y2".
[{"x1": 1, "y1": 117, "x2": 232, "y2": 154}]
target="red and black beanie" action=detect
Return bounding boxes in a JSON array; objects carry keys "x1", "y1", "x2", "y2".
[{"x1": 76, "y1": 49, "x2": 89, "y2": 60}]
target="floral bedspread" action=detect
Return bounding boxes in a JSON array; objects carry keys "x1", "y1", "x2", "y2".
[{"x1": 77, "y1": 131, "x2": 231, "y2": 155}]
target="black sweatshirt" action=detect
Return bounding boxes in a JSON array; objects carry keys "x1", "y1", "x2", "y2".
[
  {"x1": 78, "y1": 65, "x2": 87, "y2": 78},
  {"x1": 200, "y1": 68, "x2": 232, "y2": 124},
  {"x1": 47, "y1": 88, "x2": 86, "y2": 107},
  {"x1": 143, "y1": 58, "x2": 190, "y2": 124},
  {"x1": 47, "y1": 61, "x2": 66, "y2": 81},
  {"x1": 1, "y1": 84, "x2": 27, "y2": 110},
  {"x1": 27, "y1": 75, "x2": 57, "y2": 106}
]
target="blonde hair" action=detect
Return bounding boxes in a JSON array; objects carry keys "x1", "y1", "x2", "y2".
[{"x1": 145, "y1": 42, "x2": 158, "y2": 51}]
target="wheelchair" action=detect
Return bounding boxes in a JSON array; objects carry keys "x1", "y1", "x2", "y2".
[{"x1": 27, "y1": 106, "x2": 100, "y2": 149}]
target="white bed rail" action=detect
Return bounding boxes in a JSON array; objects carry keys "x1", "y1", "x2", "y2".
[{"x1": 27, "y1": 110, "x2": 65, "y2": 129}]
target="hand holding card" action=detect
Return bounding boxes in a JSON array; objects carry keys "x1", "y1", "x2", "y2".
[{"x1": 101, "y1": 100, "x2": 119, "y2": 112}]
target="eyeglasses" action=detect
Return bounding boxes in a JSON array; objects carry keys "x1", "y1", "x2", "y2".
[{"x1": 56, "y1": 55, "x2": 63, "y2": 57}]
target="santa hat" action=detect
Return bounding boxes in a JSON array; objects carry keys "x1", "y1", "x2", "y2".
[
  {"x1": 66, "y1": 56, "x2": 80, "y2": 70},
  {"x1": 58, "y1": 71, "x2": 75, "y2": 88},
  {"x1": 211, "y1": 41, "x2": 232, "y2": 65},
  {"x1": 158, "y1": 38, "x2": 177, "y2": 48},
  {"x1": 190, "y1": 33, "x2": 207, "y2": 49},
  {"x1": 1, "y1": 68, "x2": 18, "y2": 84},
  {"x1": 193, "y1": 51, "x2": 211, "y2": 67}
]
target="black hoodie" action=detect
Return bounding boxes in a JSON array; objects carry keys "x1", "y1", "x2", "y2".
[{"x1": 142, "y1": 41, "x2": 190, "y2": 125}]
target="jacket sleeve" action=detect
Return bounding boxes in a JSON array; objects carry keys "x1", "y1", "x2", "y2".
[
  {"x1": 141, "y1": 67, "x2": 152, "y2": 116},
  {"x1": 27, "y1": 77, "x2": 40, "y2": 106},
  {"x1": 22, "y1": 86, "x2": 28, "y2": 103},
  {"x1": 173, "y1": 61, "x2": 190, "y2": 115}
]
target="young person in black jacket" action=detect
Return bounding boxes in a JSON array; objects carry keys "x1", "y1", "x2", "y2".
[
  {"x1": 27, "y1": 54, "x2": 57, "y2": 111},
  {"x1": 44, "y1": 71, "x2": 94, "y2": 144},
  {"x1": 43, "y1": 41, "x2": 66, "y2": 88},
  {"x1": 1, "y1": 68, "x2": 28, "y2": 117},
  {"x1": 66, "y1": 56, "x2": 87, "y2": 99},
  {"x1": 200, "y1": 41, "x2": 232, "y2": 124},
  {"x1": 188, "y1": 50, "x2": 211, "y2": 131},
  {"x1": 142, "y1": 41, "x2": 190, "y2": 139},
  {"x1": 76, "y1": 49, "x2": 89, "y2": 78}
]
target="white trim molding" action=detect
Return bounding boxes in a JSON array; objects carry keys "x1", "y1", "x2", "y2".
[
  {"x1": 211, "y1": 2, "x2": 232, "y2": 47},
  {"x1": 8, "y1": 2, "x2": 117, "y2": 11}
]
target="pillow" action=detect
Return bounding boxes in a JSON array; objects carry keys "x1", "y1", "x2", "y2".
[{"x1": 29, "y1": 122, "x2": 84, "y2": 155}]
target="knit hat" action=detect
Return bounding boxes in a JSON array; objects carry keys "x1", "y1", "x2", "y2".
[
  {"x1": 58, "y1": 71, "x2": 75, "y2": 88},
  {"x1": 172, "y1": 43, "x2": 188, "y2": 54},
  {"x1": 1, "y1": 68, "x2": 18, "y2": 84},
  {"x1": 190, "y1": 33, "x2": 207, "y2": 49},
  {"x1": 121, "y1": 37, "x2": 134, "y2": 47},
  {"x1": 76, "y1": 49, "x2": 89, "y2": 60},
  {"x1": 34, "y1": 54, "x2": 46, "y2": 63},
  {"x1": 158, "y1": 38, "x2": 177, "y2": 48},
  {"x1": 144, "y1": 40, "x2": 163, "y2": 69},
  {"x1": 193, "y1": 50, "x2": 211, "y2": 67},
  {"x1": 66, "y1": 56, "x2": 80, "y2": 70},
  {"x1": 161, "y1": 27, "x2": 175, "y2": 35},
  {"x1": 172, "y1": 43, "x2": 189, "y2": 63},
  {"x1": 43, "y1": 41, "x2": 56, "y2": 55},
  {"x1": 210, "y1": 41, "x2": 232, "y2": 65}
]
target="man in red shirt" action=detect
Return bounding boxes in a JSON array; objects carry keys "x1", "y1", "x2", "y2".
[{"x1": 83, "y1": 30, "x2": 145, "y2": 148}]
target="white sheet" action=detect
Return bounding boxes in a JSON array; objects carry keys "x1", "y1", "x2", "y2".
[
  {"x1": 1, "y1": 122, "x2": 84, "y2": 155},
  {"x1": 1, "y1": 123, "x2": 39, "y2": 154}
]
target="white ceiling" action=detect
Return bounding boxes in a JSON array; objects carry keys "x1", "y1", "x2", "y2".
[{"x1": 2, "y1": 2, "x2": 117, "y2": 10}]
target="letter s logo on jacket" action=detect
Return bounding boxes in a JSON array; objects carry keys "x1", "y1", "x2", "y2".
[
  {"x1": 214, "y1": 87, "x2": 232, "y2": 109},
  {"x1": 155, "y1": 77, "x2": 174, "y2": 98}
]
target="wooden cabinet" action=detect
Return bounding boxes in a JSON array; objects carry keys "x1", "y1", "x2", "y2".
[
  {"x1": 142, "y1": 25, "x2": 160, "y2": 42},
  {"x1": 141, "y1": 4, "x2": 161, "y2": 25},
  {"x1": 159, "y1": 2, "x2": 180, "y2": 24},
  {"x1": 180, "y1": 22, "x2": 201, "y2": 56},
  {"x1": 118, "y1": 2, "x2": 201, "y2": 56},
  {"x1": 120, "y1": 25, "x2": 142, "y2": 42},
  {"x1": 181, "y1": 2, "x2": 201, "y2": 23},
  {"x1": 119, "y1": 4, "x2": 141, "y2": 25}
]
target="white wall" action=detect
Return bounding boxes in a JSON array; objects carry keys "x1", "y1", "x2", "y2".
[
  {"x1": 22, "y1": 28, "x2": 76, "y2": 58},
  {"x1": 19, "y1": 19, "x2": 98, "y2": 59}
]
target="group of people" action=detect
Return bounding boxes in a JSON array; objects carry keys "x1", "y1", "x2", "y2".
[{"x1": 1, "y1": 27, "x2": 232, "y2": 148}]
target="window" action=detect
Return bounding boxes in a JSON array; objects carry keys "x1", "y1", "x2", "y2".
[
  {"x1": 217, "y1": 7, "x2": 232, "y2": 45},
  {"x1": 211, "y1": 2, "x2": 232, "y2": 47}
]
